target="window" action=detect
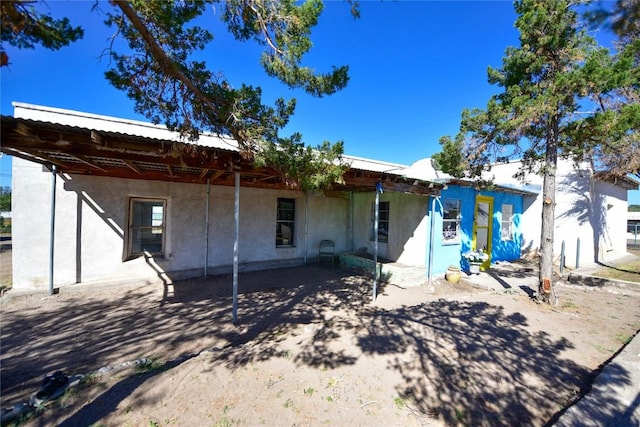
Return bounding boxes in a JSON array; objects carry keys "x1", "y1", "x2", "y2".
[
  {"x1": 276, "y1": 198, "x2": 295, "y2": 246},
  {"x1": 370, "y1": 201, "x2": 390, "y2": 243},
  {"x1": 128, "y1": 198, "x2": 166, "y2": 257},
  {"x1": 501, "y1": 204, "x2": 514, "y2": 241},
  {"x1": 442, "y1": 199, "x2": 461, "y2": 244}
]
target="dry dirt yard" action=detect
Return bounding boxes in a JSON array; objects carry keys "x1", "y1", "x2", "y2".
[{"x1": 1, "y1": 263, "x2": 640, "y2": 426}]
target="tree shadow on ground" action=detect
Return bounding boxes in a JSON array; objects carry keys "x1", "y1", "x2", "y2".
[
  {"x1": 57, "y1": 356, "x2": 190, "y2": 427},
  {"x1": 1, "y1": 265, "x2": 633, "y2": 425},
  {"x1": 0, "y1": 266, "x2": 374, "y2": 407},
  {"x1": 486, "y1": 261, "x2": 538, "y2": 291},
  {"x1": 356, "y1": 301, "x2": 585, "y2": 425}
]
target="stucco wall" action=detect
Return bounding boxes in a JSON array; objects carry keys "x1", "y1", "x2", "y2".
[
  {"x1": 430, "y1": 187, "x2": 523, "y2": 272},
  {"x1": 434, "y1": 186, "x2": 476, "y2": 272},
  {"x1": 593, "y1": 179, "x2": 629, "y2": 261},
  {"x1": 491, "y1": 159, "x2": 631, "y2": 266},
  {"x1": 479, "y1": 189, "x2": 524, "y2": 262},
  {"x1": 350, "y1": 191, "x2": 429, "y2": 267},
  {"x1": 348, "y1": 187, "x2": 525, "y2": 277},
  {"x1": 12, "y1": 157, "x2": 348, "y2": 290}
]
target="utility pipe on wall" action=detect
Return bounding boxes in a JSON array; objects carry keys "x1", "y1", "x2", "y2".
[{"x1": 49, "y1": 165, "x2": 57, "y2": 295}]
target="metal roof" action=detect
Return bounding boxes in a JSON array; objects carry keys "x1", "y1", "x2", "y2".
[{"x1": 2, "y1": 103, "x2": 442, "y2": 196}]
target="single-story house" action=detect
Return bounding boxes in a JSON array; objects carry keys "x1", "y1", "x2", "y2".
[
  {"x1": 2, "y1": 103, "x2": 444, "y2": 291},
  {"x1": 2, "y1": 103, "x2": 637, "y2": 291}
]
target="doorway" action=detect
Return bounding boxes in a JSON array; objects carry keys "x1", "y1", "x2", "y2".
[{"x1": 473, "y1": 196, "x2": 493, "y2": 270}]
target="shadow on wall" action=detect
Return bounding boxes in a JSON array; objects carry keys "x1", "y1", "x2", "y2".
[
  {"x1": 62, "y1": 174, "x2": 126, "y2": 285},
  {"x1": 59, "y1": 174, "x2": 183, "y2": 286},
  {"x1": 556, "y1": 170, "x2": 607, "y2": 263}
]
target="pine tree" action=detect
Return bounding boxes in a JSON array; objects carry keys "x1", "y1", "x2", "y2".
[
  {"x1": 2, "y1": 0, "x2": 359, "y2": 189},
  {"x1": 436, "y1": 0, "x2": 638, "y2": 302}
]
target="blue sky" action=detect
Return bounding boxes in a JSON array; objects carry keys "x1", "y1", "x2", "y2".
[{"x1": 1, "y1": 1, "x2": 638, "y2": 204}]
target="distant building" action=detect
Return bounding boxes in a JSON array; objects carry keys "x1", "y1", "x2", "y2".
[
  {"x1": 629, "y1": 212, "x2": 640, "y2": 248},
  {"x1": 0, "y1": 211, "x2": 10, "y2": 227}
]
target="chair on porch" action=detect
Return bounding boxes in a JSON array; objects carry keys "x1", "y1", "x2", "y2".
[{"x1": 318, "y1": 240, "x2": 335, "y2": 265}]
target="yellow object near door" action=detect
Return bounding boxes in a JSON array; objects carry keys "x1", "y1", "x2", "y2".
[{"x1": 473, "y1": 196, "x2": 493, "y2": 270}]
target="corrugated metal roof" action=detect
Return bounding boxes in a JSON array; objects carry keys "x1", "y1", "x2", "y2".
[
  {"x1": 12, "y1": 102, "x2": 424, "y2": 180},
  {"x1": 12, "y1": 102, "x2": 238, "y2": 150},
  {"x1": 2, "y1": 104, "x2": 443, "y2": 195}
]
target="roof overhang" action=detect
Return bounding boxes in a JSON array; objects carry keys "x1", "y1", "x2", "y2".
[
  {"x1": 593, "y1": 171, "x2": 640, "y2": 191},
  {"x1": 442, "y1": 178, "x2": 541, "y2": 196},
  {"x1": 1, "y1": 115, "x2": 442, "y2": 196}
]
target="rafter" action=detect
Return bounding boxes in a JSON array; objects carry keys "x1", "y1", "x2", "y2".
[
  {"x1": 16, "y1": 122, "x2": 34, "y2": 137},
  {"x1": 122, "y1": 160, "x2": 142, "y2": 175},
  {"x1": 1, "y1": 115, "x2": 441, "y2": 195},
  {"x1": 72, "y1": 154, "x2": 108, "y2": 172}
]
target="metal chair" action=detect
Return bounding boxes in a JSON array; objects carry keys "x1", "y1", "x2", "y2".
[{"x1": 318, "y1": 239, "x2": 335, "y2": 265}]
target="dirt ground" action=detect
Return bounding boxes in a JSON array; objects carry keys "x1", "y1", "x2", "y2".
[{"x1": 1, "y1": 262, "x2": 640, "y2": 426}]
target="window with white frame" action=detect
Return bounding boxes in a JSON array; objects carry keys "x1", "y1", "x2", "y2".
[
  {"x1": 128, "y1": 198, "x2": 166, "y2": 257},
  {"x1": 442, "y1": 199, "x2": 461, "y2": 244},
  {"x1": 276, "y1": 198, "x2": 295, "y2": 246},
  {"x1": 370, "y1": 201, "x2": 390, "y2": 243},
  {"x1": 501, "y1": 203, "x2": 514, "y2": 241}
]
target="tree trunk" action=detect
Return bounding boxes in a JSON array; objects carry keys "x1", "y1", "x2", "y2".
[{"x1": 538, "y1": 119, "x2": 559, "y2": 303}]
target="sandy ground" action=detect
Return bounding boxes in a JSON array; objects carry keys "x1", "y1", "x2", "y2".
[{"x1": 1, "y1": 263, "x2": 640, "y2": 426}]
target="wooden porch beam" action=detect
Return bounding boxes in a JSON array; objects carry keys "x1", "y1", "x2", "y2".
[
  {"x1": 122, "y1": 160, "x2": 142, "y2": 175},
  {"x1": 16, "y1": 122, "x2": 35, "y2": 137},
  {"x1": 72, "y1": 154, "x2": 108, "y2": 172},
  {"x1": 199, "y1": 168, "x2": 210, "y2": 179}
]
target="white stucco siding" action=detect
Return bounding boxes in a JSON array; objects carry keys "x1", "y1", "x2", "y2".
[
  {"x1": 12, "y1": 158, "x2": 351, "y2": 290},
  {"x1": 390, "y1": 193, "x2": 429, "y2": 267},
  {"x1": 306, "y1": 193, "x2": 348, "y2": 258},
  {"x1": 206, "y1": 187, "x2": 315, "y2": 266},
  {"x1": 553, "y1": 166, "x2": 594, "y2": 267},
  {"x1": 350, "y1": 191, "x2": 428, "y2": 266},
  {"x1": 13, "y1": 158, "x2": 58, "y2": 287},
  {"x1": 491, "y1": 159, "x2": 631, "y2": 267},
  {"x1": 594, "y1": 180, "x2": 629, "y2": 260},
  {"x1": 350, "y1": 192, "x2": 378, "y2": 255},
  {"x1": 12, "y1": 162, "x2": 209, "y2": 288}
]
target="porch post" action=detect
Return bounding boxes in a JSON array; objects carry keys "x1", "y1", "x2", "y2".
[
  {"x1": 373, "y1": 183, "x2": 381, "y2": 302},
  {"x1": 304, "y1": 191, "x2": 309, "y2": 264},
  {"x1": 204, "y1": 177, "x2": 210, "y2": 276},
  {"x1": 49, "y1": 165, "x2": 57, "y2": 295},
  {"x1": 232, "y1": 172, "x2": 239, "y2": 324}
]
